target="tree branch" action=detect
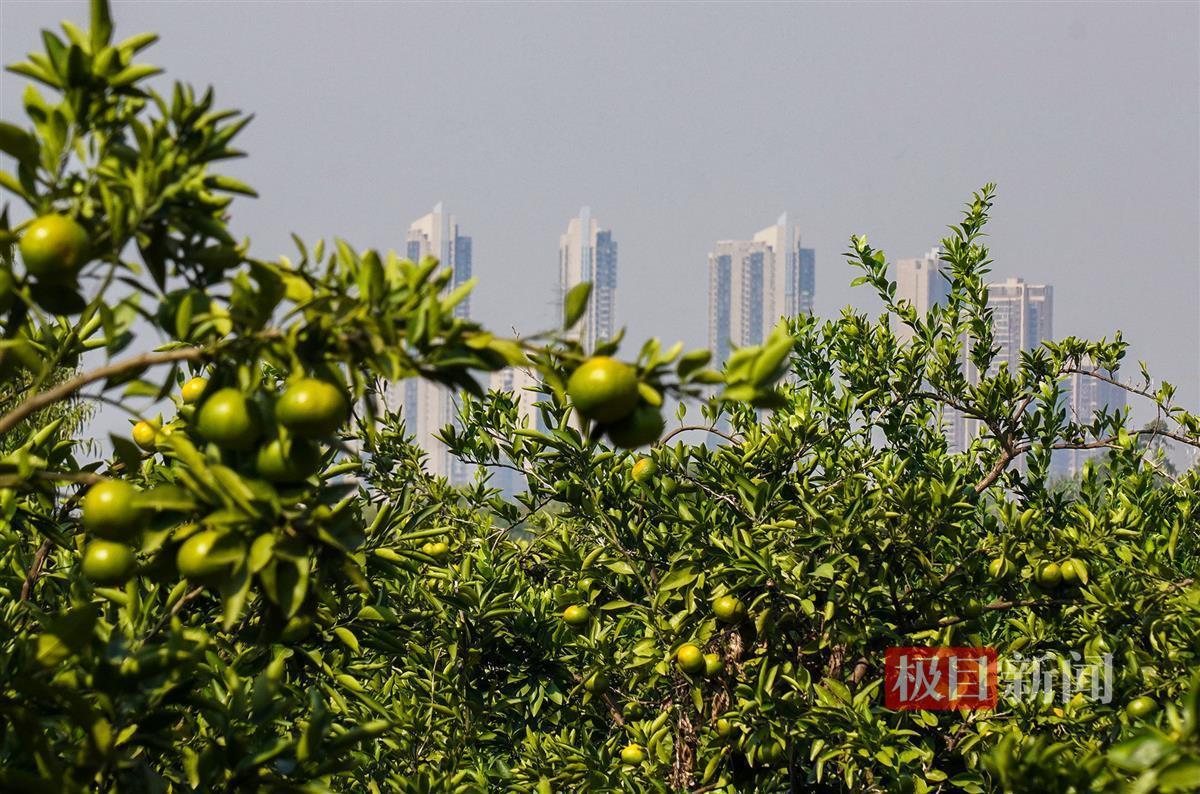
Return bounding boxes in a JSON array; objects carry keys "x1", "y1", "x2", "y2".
[
  {"x1": 0, "y1": 346, "x2": 207, "y2": 437},
  {"x1": 658, "y1": 424, "x2": 740, "y2": 446},
  {"x1": 19, "y1": 538, "x2": 53, "y2": 601},
  {"x1": 910, "y1": 597, "x2": 1080, "y2": 632},
  {"x1": 973, "y1": 425, "x2": 1199, "y2": 494}
]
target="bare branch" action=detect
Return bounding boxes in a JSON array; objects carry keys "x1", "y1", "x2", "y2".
[
  {"x1": 0, "y1": 346, "x2": 205, "y2": 437},
  {"x1": 911, "y1": 597, "x2": 1081, "y2": 632},
  {"x1": 658, "y1": 424, "x2": 740, "y2": 446},
  {"x1": 19, "y1": 538, "x2": 53, "y2": 601}
]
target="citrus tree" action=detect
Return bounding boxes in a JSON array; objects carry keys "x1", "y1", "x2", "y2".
[{"x1": 2, "y1": 3, "x2": 1199, "y2": 793}]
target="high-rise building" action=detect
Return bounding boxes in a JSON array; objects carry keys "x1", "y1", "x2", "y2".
[
  {"x1": 487, "y1": 366, "x2": 544, "y2": 494},
  {"x1": 707, "y1": 213, "x2": 813, "y2": 365},
  {"x1": 406, "y1": 201, "x2": 473, "y2": 319},
  {"x1": 399, "y1": 202, "x2": 474, "y2": 482},
  {"x1": 950, "y1": 278, "x2": 1054, "y2": 452},
  {"x1": 558, "y1": 207, "x2": 617, "y2": 351},
  {"x1": 979, "y1": 278, "x2": 1053, "y2": 376},
  {"x1": 1052, "y1": 364, "x2": 1127, "y2": 477},
  {"x1": 893, "y1": 248, "x2": 950, "y2": 344}
]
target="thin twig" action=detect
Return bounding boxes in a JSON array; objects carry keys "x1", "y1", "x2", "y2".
[
  {"x1": 658, "y1": 424, "x2": 740, "y2": 446},
  {"x1": 142, "y1": 585, "x2": 206, "y2": 643},
  {"x1": 0, "y1": 346, "x2": 206, "y2": 437},
  {"x1": 910, "y1": 597, "x2": 1081, "y2": 632},
  {"x1": 19, "y1": 538, "x2": 53, "y2": 601}
]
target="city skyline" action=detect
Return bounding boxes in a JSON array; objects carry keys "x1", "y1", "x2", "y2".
[
  {"x1": 395, "y1": 198, "x2": 1172, "y2": 478},
  {"x1": 2, "y1": 0, "x2": 1194, "y2": 443}
]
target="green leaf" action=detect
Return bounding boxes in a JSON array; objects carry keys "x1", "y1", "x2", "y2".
[
  {"x1": 204, "y1": 174, "x2": 258, "y2": 197},
  {"x1": 35, "y1": 604, "x2": 99, "y2": 666},
  {"x1": 260, "y1": 555, "x2": 309, "y2": 619},
  {"x1": 110, "y1": 433, "x2": 143, "y2": 473},
  {"x1": 90, "y1": 0, "x2": 114, "y2": 50},
  {"x1": 219, "y1": 565, "x2": 252, "y2": 631},
  {"x1": 1108, "y1": 731, "x2": 1175, "y2": 772},
  {"x1": 334, "y1": 627, "x2": 360, "y2": 654},
  {"x1": 563, "y1": 281, "x2": 592, "y2": 330},
  {"x1": 0, "y1": 123, "x2": 39, "y2": 165},
  {"x1": 109, "y1": 63, "x2": 162, "y2": 88},
  {"x1": 658, "y1": 567, "x2": 696, "y2": 592},
  {"x1": 1159, "y1": 759, "x2": 1200, "y2": 791},
  {"x1": 135, "y1": 485, "x2": 198, "y2": 513}
]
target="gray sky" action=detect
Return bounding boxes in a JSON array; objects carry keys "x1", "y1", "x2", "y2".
[{"x1": 2, "y1": 1, "x2": 1198, "y2": 432}]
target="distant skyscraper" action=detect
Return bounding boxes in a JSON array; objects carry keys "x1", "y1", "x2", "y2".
[
  {"x1": 979, "y1": 278, "x2": 1053, "y2": 376},
  {"x1": 558, "y1": 207, "x2": 618, "y2": 350},
  {"x1": 950, "y1": 278, "x2": 1054, "y2": 452},
  {"x1": 1052, "y1": 363, "x2": 1127, "y2": 477},
  {"x1": 893, "y1": 248, "x2": 950, "y2": 344},
  {"x1": 399, "y1": 202, "x2": 474, "y2": 482},
  {"x1": 487, "y1": 366, "x2": 544, "y2": 494},
  {"x1": 708, "y1": 214, "x2": 813, "y2": 365}
]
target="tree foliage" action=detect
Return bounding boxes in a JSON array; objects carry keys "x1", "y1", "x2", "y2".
[{"x1": 1, "y1": 3, "x2": 1199, "y2": 792}]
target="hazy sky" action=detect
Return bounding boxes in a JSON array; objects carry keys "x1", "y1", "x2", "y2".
[{"x1": 2, "y1": 1, "x2": 1198, "y2": 429}]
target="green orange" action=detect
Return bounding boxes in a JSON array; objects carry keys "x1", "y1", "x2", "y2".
[
  {"x1": 19, "y1": 214, "x2": 90, "y2": 281},
  {"x1": 713, "y1": 595, "x2": 746, "y2": 624},
  {"x1": 276, "y1": 378, "x2": 350, "y2": 438},
  {"x1": 606, "y1": 404, "x2": 665, "y2": 449},
  {"x1": 132, "y1": 421, "x2": 159, "y2": 451},
  {"x1": 81, "y1": 479, "x2": 145, "y2": 541},
  {"x1": 566, "y1": 357, "x2": 639, "y2": 423},
  {"x1": 1126, "y1": 696, "x2": 1158, "y2": 719},
  {"x1": 1035, "y1": 562, "x2": 1063, "y2": 589},
  {"x1": 1061, "y1": 558, "x2": 1089, "y2": 586},
  {"x1": 988, "y1": 556, "x2": 1013, "y2": 581},
  {"x1": 176, "y1": 530, "x2": 240, "y2": 584},
  {"x1": 255, "y1": 437, "x2": 323, "y2": 483},
  {"x1": 620, "y1": 743, "x2": 646, "y2": 765},
  {"x1": 631, "y1": 457, "x2": 657, "y2": 484},
  {"x1": 676, "y1": 643, "x2": 706, "y2": 675},
  {"x1": 584, "y1": 671, "x2": 608, "y2": 693},
  {"x1": 82, "y1": 540, "x2": 136, "y2": 585},
  {"x1": 562, "y1": 604, "x2": 591, "y2": 627},
  {"x1": 704, "y1": 652, "x2": 724, "y2": 678},
  {"x1": 422, "y1": 541, "x2": 450, "y2": 562},
  {"x1": 180, "y1": 376, "x2": 208, "y2": 404},
  {"x1": 196, "y1": 388, "x2": 262, "y2": 450}
]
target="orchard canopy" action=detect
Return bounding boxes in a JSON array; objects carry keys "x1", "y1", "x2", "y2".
[{"x1": 2, "y1": 3, "x2": 1199, "y2": 792}]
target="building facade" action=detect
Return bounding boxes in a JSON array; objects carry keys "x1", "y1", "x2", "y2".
[
  {"x1": 398, "y1": 203, "x2": 474, "y2": 482},
  {"x1": 1052, "y1": 364, "x2": 1128, "y2": 478},
  {"x1": 893, "y1": 248, "x2": 950, "y2": 344},
  {"x1": 707, "y1": 213, "x2": 813, "y2": 365},
  {"x1": 558, "y1": 207, "x2": 618, "y2": 351},
  {"x1": 950, "y1": 278, "x2": 1055, "y2": 453},
  {"x1": 487, "y1": 366, "x2": 544, "y2": 494}
]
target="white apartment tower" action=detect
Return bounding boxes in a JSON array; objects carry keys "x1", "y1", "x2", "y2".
[
  {"x1": 1053, "y1": 364, "x2": 1128, "y2": 477},
  {"x1": 950, "y1": 278, "x2": 1055, "y2": 452},
  {"x1": 979, "y1": 278, "x2": 1054, "y2": 376},
  {"x1": 708, "y1": 213, "x2": 814, "y2": 365},
  {"x1": 893, "y1": 248, "x2": 951, "y2": 344},
  {"x1": 399, "y1": 202, "x2": 473, "y2": 482},
  {"x1": 487, "y1": 366, "x2": 544, "y2": 494},
  {"x1": 558, "y1": 207, "x2": 618, "y2": 351}
]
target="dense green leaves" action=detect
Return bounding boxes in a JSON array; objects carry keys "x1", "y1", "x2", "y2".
[{"x1": 2, "y1": 3, "x2": 1199, "y2": 793}]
